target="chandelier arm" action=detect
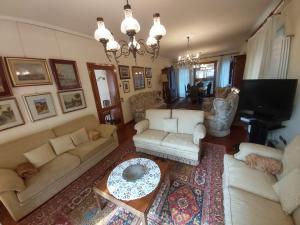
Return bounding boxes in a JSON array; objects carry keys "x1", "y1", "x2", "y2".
[{"x1": 137, "y1": 39, "x2": 156, "y2": 56}]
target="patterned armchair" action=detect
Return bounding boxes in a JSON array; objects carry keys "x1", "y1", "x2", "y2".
[
  {"x1": 204, "y1": 91, "x2": 239, "y2": 137},
  {"x1": 129, "y1": 91, "x2": 166, "y2": 122}
]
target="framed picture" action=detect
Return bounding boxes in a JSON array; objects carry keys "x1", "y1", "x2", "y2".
[
  {"x1": 0, "y1": 58, "x2": 12, "y2": 98},
  {"x1": 5, "y1": 57, "x2": 52, "y2": 87},
  {"x1": 147, "y1": 78, "x2": 152, "y2": 88},
  {"x1": 58, "y1": 89, "x2": 87, "y2": 113},
  {"x1": 132, "y1": 66, "x2": 145, "y2": 90},
  {"x1": 24, "y1": 93, "x2": 57, "y2": 122},
  {"x1": 122, "y1": 81, "x2": 130, "y2": 93},
  {"x1": 0, "y1": 98, "x2": 24, "y2": 131},
  {"x1": 118, "y1": 65, "x2": 130, "y2": 79},
  {"x1": 145, "y1": 67, "x2": 152, "y2": 78},
  {"x1": 49, "y1": 59, "x2": 81, "y2": 90}
]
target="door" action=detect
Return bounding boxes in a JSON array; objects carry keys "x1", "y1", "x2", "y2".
[{"x1": 87, "y1": 63, "x2": 124, "y2": 128}]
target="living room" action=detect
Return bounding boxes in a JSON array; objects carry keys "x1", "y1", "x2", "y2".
[{"x1": 0, "y1": 0, "x2": 300, "y2": 224}]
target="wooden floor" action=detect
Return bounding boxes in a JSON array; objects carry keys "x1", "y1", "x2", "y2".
[{"x1": 0, "y1": 118, "x2": 247, "y2": 225}]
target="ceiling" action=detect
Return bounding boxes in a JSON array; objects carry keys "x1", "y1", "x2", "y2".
[{"x1": 0, "y1": 0, "x2": 279, "y2": 59}]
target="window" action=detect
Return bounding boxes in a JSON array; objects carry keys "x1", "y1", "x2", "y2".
[{"x1": 195, "y1": 63, "x2": 216, "y2": 79}]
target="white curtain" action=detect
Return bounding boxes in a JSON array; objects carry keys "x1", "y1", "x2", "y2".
[
  {"x1": 244, "y1": 15, "x2": 291, "y2": 79},
  {"x1": 218, "y1": 56, "x2": 232, "y2": 87},
  {"x1": 178, "y1": 68, "x2": 190, "y2": 97}
]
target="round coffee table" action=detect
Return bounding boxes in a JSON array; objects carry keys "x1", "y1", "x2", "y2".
[{"x1": 107, "y1": 158, "x2": 161, "y2": 201}]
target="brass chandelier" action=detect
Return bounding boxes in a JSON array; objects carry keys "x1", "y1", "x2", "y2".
[{"x1": 94, "y1": 0, "x2": 166, "y2": 63}]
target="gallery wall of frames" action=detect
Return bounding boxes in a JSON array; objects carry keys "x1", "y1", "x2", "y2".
[{"x1": 0, "y1": 18, "x2": 171, "y2": 143}]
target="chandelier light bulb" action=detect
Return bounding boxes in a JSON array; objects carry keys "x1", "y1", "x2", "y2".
[
  {"x1": 178, "y1": 56, "x2": 182, "y2": 61},
  {"x1": 121, "y1": 4, "x2": 140, "y2": 35},
  {"x1": 128, "y1": 36, "x2": 140, "y2": 49},
  {"x1": 94, "y1": 17, "x2": 112, "y2": 41},
  {"x1": 106, "y1": 35, "x2": 120, "y2": 51},
  {"x1": 149, "y1": 13, "x2": 166, "y2": 39},
  {"x1": 146, "y1": 36, "x2": 157, "y2": 46}
]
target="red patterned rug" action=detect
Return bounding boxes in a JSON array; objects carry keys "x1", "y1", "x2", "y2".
[{"x1": 14, "y1": 141, "x2": 225, "y2": 225}]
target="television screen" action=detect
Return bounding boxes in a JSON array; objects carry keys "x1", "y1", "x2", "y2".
[{"x1": 239, "y1": 79, "x2": 298, "y2": 121}]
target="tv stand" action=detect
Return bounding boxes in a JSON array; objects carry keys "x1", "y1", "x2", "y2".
[{"x1": 240, "y1": 116, "x2": 285, "y2": 145}]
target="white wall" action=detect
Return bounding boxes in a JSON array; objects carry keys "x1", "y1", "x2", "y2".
[{"x1": 0, "y1": 18, "x2": 171, "y2": 144}]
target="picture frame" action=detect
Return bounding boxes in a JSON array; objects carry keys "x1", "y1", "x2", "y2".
[
  {"x1": 147, "y1": 78, "x2": 152, "y2": 88},
  {"x1": 122, "y1": 81, "x2": 130, "y2": 93},
  {"x1": 23, "y1": 92, "x2": 57, "y2": 122},
  {"x1": 132, "y1": 66, "x2": 145, "y2": 90},
  {"x1": 49, "y1": 59, "x2": 81, "y2": 90},
  {"x1": 5, "y1": 57, "x2": 52, "y2": 87},
  {"x1": 0, "y1": 58, "x2": 12, "y2": 98},
  {"x1": 0, "y1": 98, "x2": 24, "y2": 131},
  {"x1": 58, "y1": 89, "x2": 87, "y2": 113},
  {"x1": 145, "y1": 67, "x2": 152, "y2": 78},
  {"x1": 118, "y1": 65, "x2": 130, "y2": 79}
]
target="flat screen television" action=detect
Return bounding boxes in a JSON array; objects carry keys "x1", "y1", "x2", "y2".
[{"x1": 238, "y1": 79, "x2": 298, "y2": 121}]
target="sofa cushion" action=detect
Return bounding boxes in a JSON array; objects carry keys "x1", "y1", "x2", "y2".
[
  {"x1": 50, "y1": 135, "x2": 76, "y2": 155},
  {"x1": 161, "y1": 133, "x2": 198, "y2": 153},
  {"x1": 224, "y1": 155, "x2": 279, "y2": 202},
  {"x1": 163, "y1": 118, "x2": 178, "y2": 133},
  {"x1": 133, "y1": 129, "x2": 168, "y2": 145},
  {"x1": 273, "y1": 168, "x2": 300, "y2": 214},
  {"x1": 145, "y1": 109, "x2": 171, "y2": 131},
  {"x1": 0, "y1": 169, "x2": 25, "y2": 193},
  {"x1": 52, "y1": 115, "x2": 98, "y2": 137},
  {"x1": 172, "y1": 109, "x2": 204, "y2": 134},
  {"x1": 278, "y1": 134, "x2": 300, "y2": 180},
  {"x1": 69, "y1": 137, "x2": 114, "y2": 162},
  {"x1": 70, "y1": 128, "x2": 89, "y2": 146},
  {"x1": 17, "y1": 153, "x2": 80, "y2": 203},
  {"x1": 23, "y1": 143, "x2": 56, "y2": 168},
  {"x1": 224, "y1": 187, "x2": 293, "y2": 225}
]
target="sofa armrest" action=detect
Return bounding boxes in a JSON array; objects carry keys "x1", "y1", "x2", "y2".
[
  {"x1": 193, "y1": 124, "x2": 206, "y2": 145},
  {"x1": 234, "y1": 143, "x2": 283, "y2": 161},
  {"x1": 134, "y1": 120, "x2": 149, "y2": 134},
  {"x1": 96, "y1": 124, "x2": 117, "y2": 138},
  {"x1": 0, "y1": 169, "x2": 25, "y2": 193}
]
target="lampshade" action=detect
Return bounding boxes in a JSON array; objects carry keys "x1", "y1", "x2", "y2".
[
  {"x1": 121, "y1": 4, "x2": 140, "y2": 35},
  {"x1": 106, "y1": 36, "x2": 120, "y2": 51},
  {"x1": 146, "y1": 36, "x2": 157, "y2": 46},
  {"x1": 128, "y1": 36, "x2": 140, "y2": 49},
  {"x1": 149, "y1": 13, "x2": 166, "y2": 38},
  {"x1": 94, "y1": 17, "x2": 112, "y2": 41}
]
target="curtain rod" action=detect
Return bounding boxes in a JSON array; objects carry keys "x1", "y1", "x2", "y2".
[
  {"x1": 248, "y1": 0, "x2": 284, "y2": 40},
  {"x1": 199, "y1": 52, "x2": 240, "y2": 60}
]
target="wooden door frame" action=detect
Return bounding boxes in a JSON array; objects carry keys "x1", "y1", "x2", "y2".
[{"x1": 86, "y1": 63, "x2": 124, "y2": 127}]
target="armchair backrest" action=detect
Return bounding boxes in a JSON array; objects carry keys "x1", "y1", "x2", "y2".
[{"x1": 172, "y1": 109, "x2": 204, "y2": 134}]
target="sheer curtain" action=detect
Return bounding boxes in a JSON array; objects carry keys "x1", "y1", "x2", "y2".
[
  {"x1": 178, "y1": 68, "x2": 190, "y2": 97},
  {"x1": 218, "y1": 56, "x2": 232, "y2": 87}
]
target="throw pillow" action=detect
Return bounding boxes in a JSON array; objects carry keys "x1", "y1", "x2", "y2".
[
  {"x1": 70, "y1": 128, "x2": 89, "y2": 146},
  {"x1": 245, "y1": 153, "x2": 282, "y2": 175},
  {"x1": 88, "y1": 130, "x2": 101, "y2": 141},
  {"x1": 163, "y1": 118, "x2": 178, "y2": 133},
  {"x1": 273, "y1": 168, "x2": 300, "y2": 214},
  {"x1": 24, "y1": 143, "x2": 56, "y2": 168},
  {"x1": 0, "y1": 168, "x2": 25, "y2": 193},
  {"x1": 50, "y1": 135, "x2": 76, "y2": 155},
  {"x1": 15, "y1": 162, "x2": 38, "y2": 179}
]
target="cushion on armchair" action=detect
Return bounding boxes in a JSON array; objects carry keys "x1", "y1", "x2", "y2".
[
  {"x1": 245, "y1": 154, "x2": 282, "y2": 175},
  {"x1": 0, "y1": 168, "x2": 25, "y2": 193}
]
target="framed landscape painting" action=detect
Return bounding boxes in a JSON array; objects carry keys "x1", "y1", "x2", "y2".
[
  {"x1": 132, "y1": 66, "x2": 145, "y2": 90},
  {"x1": 24, "y1": 93, "x2": 57, "y2": 122},
  {"x1": 118, "y1": 65, "x2": 130, "y2": 79},
  {"x1": 0, "y1": 98, "x2": 24, "y2": 131},
  {"x1": 58, "y1": 89, "x2": 86, "y2": 113},
  {"x1": 0, "y1": 58, "x2": 12, "y2": 98},
  {"x1": 49, "y1": 59, "x2": 81, "y2": 90},
  {"x1": 145, "y1": 67, "x2": 152, "y2": 78},
  {"x1": 5, "y1": 57, "x2": 52, "y2": 87}
]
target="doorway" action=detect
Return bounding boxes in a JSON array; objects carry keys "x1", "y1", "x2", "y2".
[{"x1": 87, "y1": 63, "x2": 124, "y2": 128}]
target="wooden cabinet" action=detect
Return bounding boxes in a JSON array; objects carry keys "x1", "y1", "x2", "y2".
[
  {"x1": 162, "y1": 66, "x2": 178, "y2": 104},
  {"x1": 230, "y1": 55, "x2": 246, "y2": 89}
]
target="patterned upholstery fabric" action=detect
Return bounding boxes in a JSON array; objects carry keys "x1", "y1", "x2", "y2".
[
  {"x1": 129, "y1": 91, "x2": 166, "y2": 122},
  {"x1": 204, "y1": 91, "x2": 239, "y2": 137}
]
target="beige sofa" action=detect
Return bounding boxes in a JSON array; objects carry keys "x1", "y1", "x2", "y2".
[
  {"x1": 223, "y1": 135, "x2": 300, "y2": 225},
  {"x1": 133, "y1": 109, "x2": 206, "y2": 165},
  {"x1": 0, "y1": 115, "x2": 118, "y2": 221}
]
